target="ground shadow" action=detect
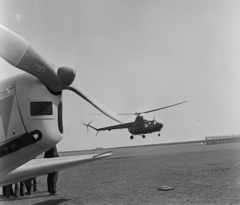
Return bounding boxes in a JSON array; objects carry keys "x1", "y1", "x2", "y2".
[
  {"x1": 0, "y1": 192, "x2": 50, "y2": 202},
  {"x1": 33, "y1": 198, "x2": 69, "y2": 205}
]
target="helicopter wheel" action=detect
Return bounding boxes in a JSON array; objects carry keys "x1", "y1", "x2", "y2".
[
  {"x1": 130, "y1": 136, "x2": 134, "y2": 140},
  {"x1": 142, "y1": 135, "x2": 145, "y2": 138},
  {"x1": 158, "y1": 133, "x2": 160, "y2": 136}
]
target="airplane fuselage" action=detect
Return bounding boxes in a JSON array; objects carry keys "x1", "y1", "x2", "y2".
[{"x1": 0, "y1": 73, "x2": 63, "y2": 178}]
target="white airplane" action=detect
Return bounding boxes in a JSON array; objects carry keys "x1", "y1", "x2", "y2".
[{"x1": 0, "y1": 25, "x2": 122, "y2": 187}]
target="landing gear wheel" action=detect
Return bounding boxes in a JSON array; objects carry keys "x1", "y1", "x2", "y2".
[
  {"x1": 130, "y1": 136, "x2": 133, "y2": 140},
  {"x1": 142, "y1": 135, "x2": 145, "y2": 138},
  {"x1": 158, "y1": 133, "x2": 160, "y2": 136}
]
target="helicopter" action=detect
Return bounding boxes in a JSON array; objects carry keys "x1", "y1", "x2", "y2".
[{"x1": 84, "y1": 101, "x2": 187, "y2": 139}]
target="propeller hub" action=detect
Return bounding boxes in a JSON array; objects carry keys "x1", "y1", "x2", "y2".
[{"x1": 57, "y1": 66, "x2": 76, "y2": 87}]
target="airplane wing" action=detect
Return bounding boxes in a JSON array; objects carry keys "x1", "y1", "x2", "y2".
[
  {"x1": 0, "y1": 151, "x2": 112, "y2": 187},
  {"x1": 86, "y1": 122, "x2": 133, "y2": 132}
]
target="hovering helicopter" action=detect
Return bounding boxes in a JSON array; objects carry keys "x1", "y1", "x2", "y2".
[{"x1": 84, "y1": 101, "x2": 187, "y2": 139}]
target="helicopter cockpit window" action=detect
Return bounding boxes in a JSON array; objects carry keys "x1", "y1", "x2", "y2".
[
  {"x1": 144, "y1": 123, "x2": 148, "y2": 128},
  {"x1": 30, "y1": 101, "x2": 53, "y2": 116}
]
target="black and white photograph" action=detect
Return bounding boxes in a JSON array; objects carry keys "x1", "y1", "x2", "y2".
[{"x1": 0, "y1": 0, "x2": 240, "y2": 204}]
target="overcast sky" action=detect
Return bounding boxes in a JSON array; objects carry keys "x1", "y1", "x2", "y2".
[{"x1": 1, "y1": 0, "x2": 240, "y2": 151}]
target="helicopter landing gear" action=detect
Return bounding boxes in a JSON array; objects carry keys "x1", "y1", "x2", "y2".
[
  {"x1": 130, "y1": 136, "x2": 134, "y2": 140},
  {"x1": 142, "y1": 135, "x2": 145, "y2": 138}
]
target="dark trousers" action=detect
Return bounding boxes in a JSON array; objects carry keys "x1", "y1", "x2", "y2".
[
  {"x1": 20, "y1": 182, "x2": 25, "y2": 196},
  {"x1": 25, "y1": 180, "x2": 33, "y2": 195},
  {"x1": 20, "y1": 180, "x2": 33, "y2": 196},
  {"x1": 47, "y1": 172, "x2": 58, "y2": 193},
  {"x1": 5, "y1": 185, "x2": 13, "y2": 197},
  {"x1": 33, "y1": 178, "x2": 37, "y2": 192},
  {"x1": 2, "y1": 186, "x2": 6, "y2": 195}
]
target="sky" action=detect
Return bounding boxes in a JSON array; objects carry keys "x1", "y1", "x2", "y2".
[{"x1": 1, "y1": 0, "x2": 240, "y2": 151}]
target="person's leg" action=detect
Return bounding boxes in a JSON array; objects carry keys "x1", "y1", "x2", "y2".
[
  {"x1": 28, "y1": 180, "x2": 33, "y2": 195},
  {"x1": 33, "y1": 178, "x2": 37, "y2": 192},
  {"x1": 20, "y1": 182, "x2": 25, "y2": 196},
  {"x1": 52, "y1": 172, "x2": 58, "y2": 194},
  {"x1": 25, "y1": 180, "x2": 30, "y2": 194},
  {"x1": 10, "y1": 184, "x2": 14, "y2": 195},
  {"x1": 6, "y1": 185, "x2": 11, "y2": 198},
  {"x1": 14, "y1": 182, "x2": 20, "y2": 197},
  {"x1": 2, "y1": 186, "x2": 6, "y2": 195},
  {"x1": 47, "y1": 174, "x2": 52, "y2": 194}
]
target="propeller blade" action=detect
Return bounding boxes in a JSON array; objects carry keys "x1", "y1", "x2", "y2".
[
  {"x1": 0, "y1": 25, "x2": 121, "y2": 123},
  {"x1": 67, "y1": 85, "x2": 122, "y2": 123},
  {"x1": 140, "y1": 101, "x2": 187, "y2": 115},
  {"x1": 0, "y1": 25, "x2": 75, "y2": 92}
]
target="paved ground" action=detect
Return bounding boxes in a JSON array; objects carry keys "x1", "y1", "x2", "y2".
[{"x1": 1, "y1": 142, "x2": 240, "y2": 205}]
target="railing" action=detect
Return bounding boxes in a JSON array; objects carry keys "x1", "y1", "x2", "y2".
[{"x1": 205, "y1": 134, "x2": 240, "y2": 145}]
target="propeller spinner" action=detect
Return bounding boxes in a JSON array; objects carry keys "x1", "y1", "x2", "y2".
[{"x1": 0, "y1": 25, "x2": 121, "y2": 123}]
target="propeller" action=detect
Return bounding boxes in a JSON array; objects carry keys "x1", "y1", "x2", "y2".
[
  {"x1": 118, "y1": 101, "x2": 187, "y2": 116},
  {"x1": 0, "y1": 25, "x2": 122, "y2": 123},
  {"x1": 82, "y1": 121, "x2": 93, "y2": 133},
  {"x1": 82, "y1": 121, "x2": 99, "y2": 136}
]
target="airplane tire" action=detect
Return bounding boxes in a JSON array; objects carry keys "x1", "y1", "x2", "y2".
[
  {"x1": 130, "y1": 136, "x2": 133, "y2": 140},
  {"x1": 142, "y1": 135, "x2": 145, "y2": 138},
  {"x1": 158, "y1": 134, "x2": 160, "y2": 136}
]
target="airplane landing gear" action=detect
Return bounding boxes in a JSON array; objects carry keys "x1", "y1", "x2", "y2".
[
  {"x1": 158, "y1": 133, "x2": 160, "y2": 136},
  {"x1": 130, "y1": 136, "x2": 134, "y2": 140},
  {"x1": 142, "y1": 135, "x2": 145, "y2": 138}
]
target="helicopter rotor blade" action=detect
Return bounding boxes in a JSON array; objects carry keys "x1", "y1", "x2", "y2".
[
  {"x1": 90, "y1": 112, "x2": 138, "y2": 116},
  {"x1": 117, "y1": 113, "x2": 138, "y2": 116},
  {"x1": 117, "y1": 101, "x2": 187, "y2": 117},
  {"x1": 139, "y1": 101, "x2": 187, "y2": 115},
  {"x1": 0, "y1": 25, "x2": 121, "y2": 123}
]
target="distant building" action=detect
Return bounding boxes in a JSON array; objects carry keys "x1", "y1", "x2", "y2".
[{"x1": 205, "y1": 134, "x2": 240, "y2": 145}]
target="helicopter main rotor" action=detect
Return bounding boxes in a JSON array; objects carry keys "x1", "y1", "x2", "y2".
[{"x1": 117, "y1": 101, "x2": 187, "y2": 117}]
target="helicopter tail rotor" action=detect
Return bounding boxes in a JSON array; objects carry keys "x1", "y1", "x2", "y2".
[
  {"x1": 82, "y1": 121, "x2": 93, "y2": 133},
  {"x1": 82, "y1": 121, "x2": 99, "y2": 136}
]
